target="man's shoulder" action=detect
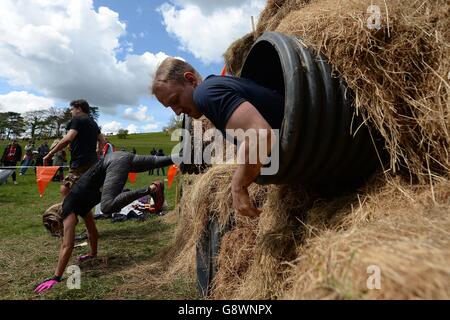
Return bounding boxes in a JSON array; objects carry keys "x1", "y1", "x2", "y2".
[
  {"x1": 202, "y1": 74, "x2": 242, "y2": 85},
  {"x1": 195, "y1": 75, "x2": 241, "y2": 97},
  {"x1": 71, "y1": 115, "x2": 99, "y2": 128}
]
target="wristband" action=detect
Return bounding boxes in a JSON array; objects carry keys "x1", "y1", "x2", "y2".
[{"x1": 49, "y1": 275, "x2": 62, "y2": 282}]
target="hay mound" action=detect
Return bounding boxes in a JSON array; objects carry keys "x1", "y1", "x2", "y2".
[
  {"x1": 163, "y1": 170, "x2": 450, "y2": 299},
  {"x1": 282, "y1": 178, "x2": 450, "y2": 299}
]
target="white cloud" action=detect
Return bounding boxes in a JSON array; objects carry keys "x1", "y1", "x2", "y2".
[
  {"x1": 143, "y1": 123, "x2": 160, "y2": 132},
  {"x1": 0, "y1": 0, "x2": 169, "y2": 111},
  {"x1": 172, "y1": 0, "x2": 249, "y2": 13},
  {"x1": 100, "y1": 120, "x2": 161, "y2": 135},
  {"x1": 0, "y1": 91, "x2": 55, "y2": 113},
  {"x1": 158, "y1": 0, "x2": 265, "y2": 64},
  {"x1": 127, "y1": 124, "x2": 139, "y2": 134},
  {"x1": 123, "y1": 105, "x2": 155, "y2": 122},
  {"x1": 101, "y1": 121, "x2": 122, "y2": 134}
]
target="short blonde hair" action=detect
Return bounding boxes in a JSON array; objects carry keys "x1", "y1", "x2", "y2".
[{"x1": 151, "y1": 57, "x2": 201, "y2": 94}]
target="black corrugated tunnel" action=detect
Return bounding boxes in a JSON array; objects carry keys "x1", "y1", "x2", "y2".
[{"x1": 240, "y1": 32, "x2": 384, "y2": 190}]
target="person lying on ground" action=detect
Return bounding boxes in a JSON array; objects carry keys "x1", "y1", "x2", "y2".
[{"x1": 34, "y1": 151, "x2": 174, "y2": 294}]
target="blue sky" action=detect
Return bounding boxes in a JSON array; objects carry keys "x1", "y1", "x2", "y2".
[{"x1": 0, "y1": 0, "x2": 265, "y2": 134}]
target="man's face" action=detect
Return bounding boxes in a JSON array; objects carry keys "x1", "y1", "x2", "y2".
[
  {"x1": 12, "y1": 140, "x2": 17, "y2": 146},
  {"x1": 154, "y1": 80, "x2": 203, "y2": 119},
  {"x1": 70, "y1": 106, "x2": 82, "y2": 117}
]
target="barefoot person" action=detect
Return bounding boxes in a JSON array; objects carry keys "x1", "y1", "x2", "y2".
[{"x1": 35, "y1": 151, "x2": 174, "y2": 293}]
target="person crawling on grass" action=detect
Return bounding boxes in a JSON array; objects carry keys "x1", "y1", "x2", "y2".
[{"x1": 34, "y1": 151, "x2": 174, "y2": 294}]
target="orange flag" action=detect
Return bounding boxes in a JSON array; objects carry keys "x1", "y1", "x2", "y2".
[
  {"x1": 220, "y1": 64, "x2": 227, "y2": 76},
  {"x1": 167, "y1": 165, "x2": 178, "y2": 189},
  {"x1": 36, "y1": 166, "x2": 60, "y2": 197},
  {"x1": 128, "y1": 172, "x2": 137, "y2": 184}
]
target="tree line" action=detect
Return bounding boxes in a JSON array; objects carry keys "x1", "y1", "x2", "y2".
[{"x1": 0, "y1": 106, "x2": 99, "y2": 140}]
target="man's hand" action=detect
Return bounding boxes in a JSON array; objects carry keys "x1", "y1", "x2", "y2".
[
  {"x1": 43, "y1": 153, "x2": 52, "y2": 166},
  {"x1": 231, "y1": 185, "x2": 262, "y2": 217}
]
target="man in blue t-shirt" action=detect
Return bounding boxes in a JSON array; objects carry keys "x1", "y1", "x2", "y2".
[{"x1": 152, "y1": 57, "x2": 284, "y2": 217}]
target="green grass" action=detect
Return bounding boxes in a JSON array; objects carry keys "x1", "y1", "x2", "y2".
[
  {"x1": 0, "y1": 131, "x2": 179, "y2": 160},
  {"x1": 0, "y1": 132, "x2": 198, "y2": 300}
]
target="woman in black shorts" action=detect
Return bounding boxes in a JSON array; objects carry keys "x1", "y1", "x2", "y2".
[{"x1": 35, "y1": 151, "x2": 173, "y2": 293}]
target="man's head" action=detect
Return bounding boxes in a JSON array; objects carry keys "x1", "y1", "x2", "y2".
[
  {"x1": 151, "y1": 58, "x2": 203, "y2": 119},
  {"x1": 43, "y1": 203, "x2": 64, "y2": 237},
  {"x1": 12, "y1": 139, "x2": 18, "y2": 146},
  {"x1": 70, "y1": 99, "x2": 90, "y2": 117}
]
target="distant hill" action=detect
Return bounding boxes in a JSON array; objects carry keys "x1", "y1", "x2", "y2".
[{"x1": 0, "y1": 132, "x2": 179, "y2": 158}]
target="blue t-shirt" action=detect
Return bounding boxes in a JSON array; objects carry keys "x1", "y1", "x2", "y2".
[{"x1": 193, "y1": 75, "x2": 284, "y2": 136}]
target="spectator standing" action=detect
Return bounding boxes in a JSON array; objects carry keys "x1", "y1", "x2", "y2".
[
  {"x1": 100, "y1": 138, "x2": 114, "y2": 160},
  {"x1": 156, "y1": 149, "x2": 166, "y2": 176},
  {"x1": 35, "y1": 141, "x2": 50, "y2": 169},
  {"x1": 51, "y1": 139, "x2": 66, "y2": 182},
  {"x1": 149, "y1": 147, "x2": 157, "y2": 175},
  {"x1": 1, "y1": 139, "x2": 22, "y2": 184},
  {"x1": 20, "y1": 141, "x2": 35, "y2": 175}
]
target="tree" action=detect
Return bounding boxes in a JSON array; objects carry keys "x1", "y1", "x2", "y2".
[
  {"x1": 117, "y1": 129, "x2": 128, "y2": 139},
  {"x1": 0, "y1": 112, "x2": 8, "y2": 138},
  {"x1": 46, "y1": 107, "x2": 71, "y2": 137},
  {"x1": 24, "y1": 110, "x2": 47, "y2": 140},
  {"x1": 163, "y1": 115, "x2": 183, "y2": 135},
  {"x1": 89, "y1": 106, "x2": 99, "y2": 121},
  {"x1": 2, "y1": 112, "x2": 25, "y2": 139}
]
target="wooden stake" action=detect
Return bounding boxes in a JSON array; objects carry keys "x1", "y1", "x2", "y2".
[{"x1": 251, "y1": 16, "x2": 256, "y2": 38}]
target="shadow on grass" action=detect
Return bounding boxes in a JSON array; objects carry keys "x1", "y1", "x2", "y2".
[
  {"x1": 75, "y1": 218, "x2": 174, "y2": 274},
  {"x1": 98, "y1": 217, "x2": 171, "y2": 240}
]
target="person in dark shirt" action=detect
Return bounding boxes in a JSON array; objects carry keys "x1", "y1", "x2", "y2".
[
  {"x1": 155, "y1": 149, "x2": 166, "y2": 176},
  {"x1": 1, "y1": 139, "x2": 22, "y2": 184},
  {"x1": 44, "y1": 99, "x2": 106, "y2": 197},
  {"x1": 152, "y1": 58, "x2": 284, "y2": 217},
  {"x1": 148, "y1": 147, "x2": 157, "y2": 175},
  {"x1": 35, "y1": 141, "x2": 49, "y2": 168},
  {"x1": 35, "y1": 151, "x2": 173, "y2": 294}
]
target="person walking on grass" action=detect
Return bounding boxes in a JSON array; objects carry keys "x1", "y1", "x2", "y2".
[
  {"x1": 35, "y1": 151, "x2": 174, "y2": 294},
  {"x1": 43, "y1": 99, "x2": 106, "y2": 197}
]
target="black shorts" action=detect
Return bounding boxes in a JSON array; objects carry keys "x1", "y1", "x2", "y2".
[{"x1": 61, "y1": 190, "x2": 100, "y2": 220}]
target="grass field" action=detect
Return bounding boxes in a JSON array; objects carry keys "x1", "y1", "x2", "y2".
[{"x1": 0, "y1": 132, "x2": 198, "y2": 300}]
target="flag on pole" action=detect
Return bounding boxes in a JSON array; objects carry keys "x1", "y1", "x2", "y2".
[
  {"x1": 128, "y1": 172, "x2": 137, "y2": 184},
  {"x1": 220, "y1": 64, "x2": 227, "y2": 76},
  {"x1": 167, "y1": 165, "x2": 178, "y2": 189},
  {"x1": 36, "y1": 166, "x2": 60, "y2": 197}
]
